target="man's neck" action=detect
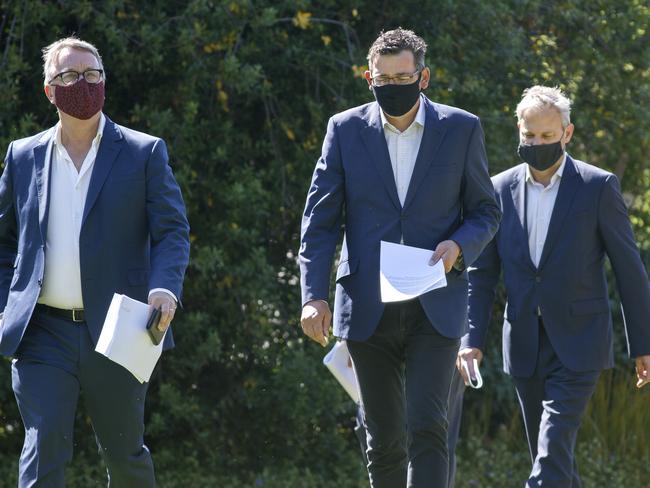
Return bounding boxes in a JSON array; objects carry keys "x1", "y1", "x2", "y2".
[
  {"x1": 384, "y1": 98, "x2": 420, "y2": 133},
  {"x1": 529, "y1": 156, "x2": 564, "y2": 188},
  {"x1": 59, "y1": 111, "x2": 101, "y2": 149}
]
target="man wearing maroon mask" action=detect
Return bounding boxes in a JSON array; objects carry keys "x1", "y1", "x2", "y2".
[{"x1": 0, "y1": 37, "x2": 190, "y2": 486}]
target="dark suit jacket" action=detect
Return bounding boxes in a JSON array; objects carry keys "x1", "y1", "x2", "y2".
[
  {"x1": 300, "y1": 95, "x2": 501, "y2": 341},
  {"x1": 0, "y1": 116, "x2": 190, "y2": 356},
  {"x1": 464, "y1": 156, "x2": 650, "y2": 376}
]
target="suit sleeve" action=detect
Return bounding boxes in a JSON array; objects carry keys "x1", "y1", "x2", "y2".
[
  {"x1": 0, "y1": 143, "x2": 17, "y2": 312},
  {"x1": 462, "y1": 235, "x2": 502, "y2": 350},
  {"x1": 299, "y1": 117, "x2": 345, "y2": 306},
  {"x1": 145, "y1": 139, "x2": 190, "y2": 302},
  {"x1": 597, "y1": 174, "x2": 650, "y2": 358},
  {"x1": 449, "y1": 118, "x2": 502, "y2": 268}
]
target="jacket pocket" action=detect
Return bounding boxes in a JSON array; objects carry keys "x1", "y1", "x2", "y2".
[
  {"x1": 335, "y1": 257, "x2": 359, "y2": 282},
  {"x1": 429, "y1": 162, "x2": 460, "y2": 173},
  {"x1": 570, "y1": 297, "x2": 609, "y2": 316}
]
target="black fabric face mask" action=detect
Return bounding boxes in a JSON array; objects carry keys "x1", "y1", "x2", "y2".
[
  {"x1": 517, "y1": 139, "x2": 565, "y2": 171},
  {"x1": 372, "y1": 76, "x2": 421, "y2": 117}
]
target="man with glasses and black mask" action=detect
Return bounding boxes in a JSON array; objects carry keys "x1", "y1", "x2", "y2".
[
  {"x1": 0, "y1": 37, "x2": 190, "y2": 487},
  {"x1": 459, "y1": 85, "x2": 650, "y2": 487},
  {"x1": 299, "y1": 28, "x2": 500, "y2": 487}
]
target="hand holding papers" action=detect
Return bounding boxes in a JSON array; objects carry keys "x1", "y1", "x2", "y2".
[
  {"x1": 380, "y1": 241, "x2": 447, "y2": 303},
  {"x1": 95, "y1": 294, "x2": 168, "y2": 383},
  {"x1": 460, "y1": 358, "x2": 484, "y2": 389},
  {"x1": 323, "y1": 341, "x2": 360, "y2": 404}
]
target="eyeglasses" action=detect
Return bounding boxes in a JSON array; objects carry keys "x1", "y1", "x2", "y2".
[
  {"x1": 49, "y1": 69, "x2": 104, "y2": 86},
  {"x1": 370, "y1": 70, "x2": 420, "y2": 87}
]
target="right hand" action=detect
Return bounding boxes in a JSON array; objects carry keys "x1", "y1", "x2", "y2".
[
  {"x1": 300, "y1": 300, "x2": 331, "y2": 347},
  {"x1": 457, "y1": 347, "x2": 484, "y2": 386}
]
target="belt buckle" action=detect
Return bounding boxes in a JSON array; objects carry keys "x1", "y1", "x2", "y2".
[{"x1": 72, "y1": 309, "x2": 83, "y2": 323}]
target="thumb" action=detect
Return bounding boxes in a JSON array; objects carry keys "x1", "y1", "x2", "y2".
[
  {"x1": 320, "y1": 311, "x2": 331, "y2": 347},
  {"x1": 429, "y1": 245, "x2": 444, "y2": 265}
]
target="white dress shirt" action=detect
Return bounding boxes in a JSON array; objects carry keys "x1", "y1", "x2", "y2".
[
  {"x1": 38, "y1": 114, "x2": 176, "y2": 309},
  {"x1": 381, "y1": 96, "x2": 426, "y2": 206},
  {"x1": 38, "y1": 115, "x2": 106, "y2": 308},
  {"x1": 525, "y1": 154, "x2": 566, "y2": 267}
]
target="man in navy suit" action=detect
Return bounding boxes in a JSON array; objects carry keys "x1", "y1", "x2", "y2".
[
  {"x1": 299, "y1": 28, "x2": 500, "y2": 487},
  {"x1": 0, "y1": 37, "x2": 190, "y2": 487},
  {"x1": 459, "y1": 85, "x2": 650, "y2": 487}
]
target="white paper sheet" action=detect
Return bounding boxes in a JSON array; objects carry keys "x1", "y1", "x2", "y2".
[
  {"x1": 380, "y1": 241, "x2": 447, "y2": 303},
  {"x1": 323, "y1": 341, "x2": 360, "y2": 404},
  {"x1": 95, "y1": 293, "x2": 166, "y2": 383}
]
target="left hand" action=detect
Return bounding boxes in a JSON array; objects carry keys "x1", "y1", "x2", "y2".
[
  {"x1": 429, "y1": 240, "x2": 461, "y2": 273},
  {"x1": 635, "y1": 355, "x2": 650, "y2": 388},
  {"x1": 148, "y1": 291, "x2": 177, "y2": 332}
]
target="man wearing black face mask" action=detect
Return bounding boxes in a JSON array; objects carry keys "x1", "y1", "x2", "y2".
[
  {"x1": 459, "y1": 85, "x2": 650, "y2": 487},
  {"x1": 299, "y1": 28, "x2": 500, "y2": 487}
]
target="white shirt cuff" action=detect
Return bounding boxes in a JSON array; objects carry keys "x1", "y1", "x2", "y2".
[{"x1": 148, "y1": 288, "x2": 178, "y2": 303}]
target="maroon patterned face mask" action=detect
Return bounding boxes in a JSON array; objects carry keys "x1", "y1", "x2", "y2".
[{"x1": 54, "y1": 79, "x2": 105, "y2": 120}]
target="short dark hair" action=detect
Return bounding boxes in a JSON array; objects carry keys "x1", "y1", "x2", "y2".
[{"x1": 367, "y1": 28, "x2": 427, "y2": 71}]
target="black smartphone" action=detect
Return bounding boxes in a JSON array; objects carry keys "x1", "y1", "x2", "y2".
[{"x1": 145, "y1": 308, "x2": 165, "y2": 345}]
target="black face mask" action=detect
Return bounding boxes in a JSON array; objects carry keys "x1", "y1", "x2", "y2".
[
  {"x1": 372, "y1": 76, "x2": 421, "y2": 117},
  {"x1": 517, "y1": 138, "x2": 565, "y2": 171}
]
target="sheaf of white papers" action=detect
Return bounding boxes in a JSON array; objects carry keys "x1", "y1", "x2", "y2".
[
  {"x1": 323, "y1": 341, "x2": 360, "y2": 404},
  {"x1": 380, "y1": 241, "x2": 447, "y2": 303},
  {"x1": 95, "y1": 293, "x2": 167, "y2": 383}
]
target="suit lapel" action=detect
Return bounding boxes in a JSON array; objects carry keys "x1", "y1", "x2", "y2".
[
  {"x1": 82, "y1": 117, "x2": 122, "y2": 227},
  {"x1": 360, "y1": 103, "x2": 401, "y2": 210},
  {"x1": 509, "y1": 166, "x2": 536, "y2": 270},
  {"x1": 402, "y1": 99, "x2": 447, "y2": 210},
  {"x1": 537, "y1": 156, "x2": 580, "y2": 269},
  {"x1": 33, "y1": 129, "x2": 55, "y2": 242}
]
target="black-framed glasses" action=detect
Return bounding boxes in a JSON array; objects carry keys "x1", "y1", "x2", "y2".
[
  {"x1": 370, "y1": 69, "x2": 420, "y2": 87},
  {"x1": 48, "y1": 69, "x2": 104, "y2": 86}
]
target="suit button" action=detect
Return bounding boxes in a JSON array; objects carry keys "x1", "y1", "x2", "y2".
[
  {"x1": 38, "y1": 279, "x2": 43, "y2": 287},
  {"x1": 535, "y1": 276, "x2": 542, "y2": 283}
]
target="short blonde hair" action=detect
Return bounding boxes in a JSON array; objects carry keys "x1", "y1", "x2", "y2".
[
  {"x1": 42, "y1": 37, "x2": 104, "y2": 83},
  {"x1": 516, "y1": 85, "x2": 572, "y2": 128}
]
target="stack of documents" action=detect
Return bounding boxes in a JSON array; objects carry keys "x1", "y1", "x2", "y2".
[
  {"x1": 380, "y1": 241, "x2": 447, "y2": 302},
  {"x1": 95, "y1": 293, "x2": 167, "y2": 383},
  {"x1": 323, "y1": 341, "x2": 360, "y2": 404}
]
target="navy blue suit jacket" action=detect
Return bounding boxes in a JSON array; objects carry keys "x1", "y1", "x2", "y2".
[
  {"x1": 299, "y1": 96, "x2": 501, "y2": 341},
  {"x1": 464, "y1": 156, "x2": 650, "y2": 376},
  {"x1": 0, "y1": 116, "x2": 190, "y2": 356}
]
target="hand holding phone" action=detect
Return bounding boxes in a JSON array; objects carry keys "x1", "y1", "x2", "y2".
[{"x1": 146, "y1": 307, "x2": 165, "y2": 345}]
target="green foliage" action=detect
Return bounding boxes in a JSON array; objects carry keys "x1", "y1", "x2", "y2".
[{"x1": 0, "y1": 1, "x2": 649, "y2": 486}]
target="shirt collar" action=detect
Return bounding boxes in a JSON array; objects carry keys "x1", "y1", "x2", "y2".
[
  {"x1": 525, "y1": 152, "x2": 566, "y2": 185},
  {"x1": 380, "y1": 94, "x2": 426, "y2": 133},
  {"x1": 54, "y1": 112, "x2": 105, "y2": 149}
]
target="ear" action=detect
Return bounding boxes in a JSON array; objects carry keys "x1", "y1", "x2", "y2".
[
  {"x1": 563, "y1": 123, "x2": 575, "y2": 144},
  {"x1": 419, "y1": 67, "x2": 430, "y2": 90},
  {"x1": 364, "y1": 70, "x2": 373, "y2": 90},
  {"x1": 516, "y1": 121, "x2": 526, "y2": 142},
  {"x1": 44, "y1": 84, "x2": 56, "y2": 105}
]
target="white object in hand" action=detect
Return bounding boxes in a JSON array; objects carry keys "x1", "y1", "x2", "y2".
[
  {"x1": 461, "y1": 358, "x2": 484, "y2": 389},
  {"x1": 323, "y1": 341, "x2": 360, "y2": 404},
  {"x1": 380, "y1": 241, "x2": 447, "y2": 303},
  {"x1": 95, "y1": 293, "x2": 166, "y2": 383}
]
